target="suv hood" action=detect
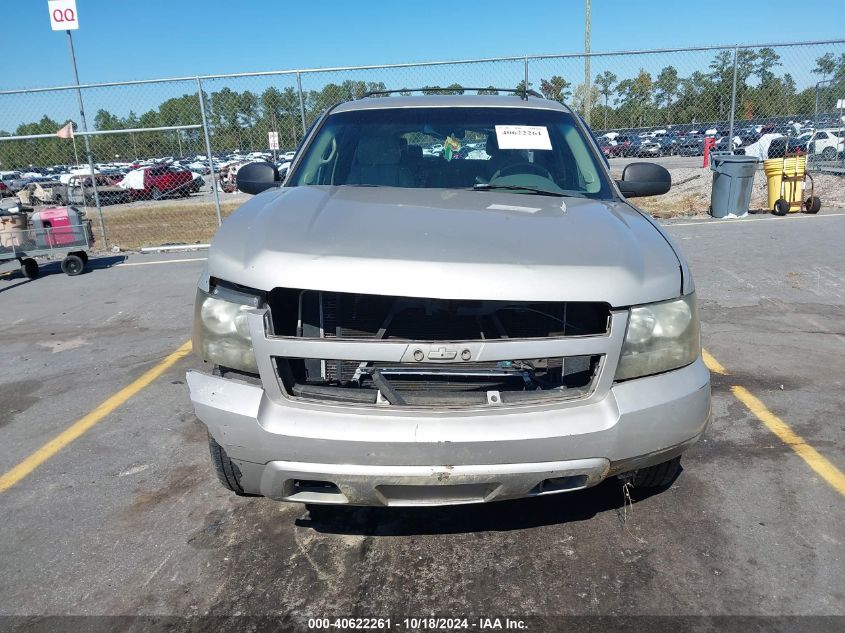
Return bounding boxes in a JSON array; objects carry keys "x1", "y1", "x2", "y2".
[{"x1": 208, "y1": 186, "x2": 681, "y2": 306}]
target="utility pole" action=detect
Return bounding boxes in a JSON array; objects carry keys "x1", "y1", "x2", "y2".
[{"x1": 584, "y1": 0, "x2": 591, "y2": 125}]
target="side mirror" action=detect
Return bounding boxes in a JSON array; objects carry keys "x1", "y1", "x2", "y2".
[
  {"x1": 236, "y1": 162, "x2": 280, "y2": 195},
  {"x1": 615, "y1": 162, "x2": 671, "y2": 198}
]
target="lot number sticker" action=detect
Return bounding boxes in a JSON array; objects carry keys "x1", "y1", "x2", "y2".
[
  {"x1": 48, "y1": 0, "x2": 79, "y2": 30},
  {"x1": 495, "y1": 125, "x2": 552, "y2": 150}
]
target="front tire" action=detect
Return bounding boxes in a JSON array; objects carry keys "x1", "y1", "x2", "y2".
[
  {"x1": 821, "y1": 146, "x2": 836, "y2": 161},
  {"x1": 629, "y1": 456, "x2": 682, "y2": 489},
  {"x1": 208, "y1": 433, "x2": 247, "y2": 495}
]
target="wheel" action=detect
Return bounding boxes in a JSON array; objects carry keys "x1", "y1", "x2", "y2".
[
  {"x1": 71, "y1": 250, "x2": 89, "y2": 264},
  {"x1": 628, "y1": 456, "x2": 682, "y2": 489},
  {"x1": 773, "y1": 199, "x2": 790, "y2": 216},
  {"x1": 821, "y1": 146, "x2": 836, "y2": 161},
  {"x1": 151, "y1": 187, "x2": 162, "y2": 201},
  {"x1": 20, "y1": 258, "x2": 39, "y2": 279},
  {"x1": 805, "y1": 196, "x2": 821, "y2": 214},
  {"x1": 208, "y1": 433, "x2": 247, "y2": 495},
  {"x1": 54, "y1": 194, "x2": 63, "y2": 204},
  {"x1": 61, "y1": 254, "x2": 85, "y2": 276}
]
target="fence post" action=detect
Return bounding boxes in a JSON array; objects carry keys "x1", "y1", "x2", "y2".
[
  {"x1": 523, "y1": 56, "x2": 529, "y2": 97},
  {"x1": 196, "y1": 77, "x2": 223, "y2": 227},
  {"x1": 813, "y1": 79, "x2": 828, "y2": 131},
  {"x1": 584, "y1": 0, "x2": 591, "y2": 124},
  {"x1": 727, "y1": 45, "x2": 739, "y2": 156},
  {"x1": 296, "y1": 72, "x2": 307, "y2": 135}
]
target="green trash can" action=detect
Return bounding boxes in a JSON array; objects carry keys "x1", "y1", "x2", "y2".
[{"x1": 709, "y1": 154, "x2": 758, "y2": 218}]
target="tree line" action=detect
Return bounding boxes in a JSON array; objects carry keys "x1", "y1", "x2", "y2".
[{"x1": 1, "y1": 50, "x2": 844, "y2": 169}]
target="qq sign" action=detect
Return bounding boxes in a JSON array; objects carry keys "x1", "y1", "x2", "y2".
[{"x1": 48, "y1": 0, "x2": 79, "y2": 30}]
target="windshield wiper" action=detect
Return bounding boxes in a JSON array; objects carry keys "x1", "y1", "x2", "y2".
[{"x1": 472, "y1": 184, "x2": 566, "y2": 197}]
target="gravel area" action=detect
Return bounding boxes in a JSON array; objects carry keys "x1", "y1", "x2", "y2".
[{"x1": 629, "y1": 166, "x2": 845, "y2": 218}]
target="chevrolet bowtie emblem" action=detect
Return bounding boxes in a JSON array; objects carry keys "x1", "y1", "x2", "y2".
[{"x1": 428, "y1": 347, "x2": 458, "y2": 360}]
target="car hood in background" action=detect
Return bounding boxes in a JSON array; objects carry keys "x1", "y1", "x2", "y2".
[{"x1": 207, "y1": 186, "x2": 682, "y2": 306}]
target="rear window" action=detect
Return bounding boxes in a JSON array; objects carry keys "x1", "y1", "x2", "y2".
[{"x1": 289, "y1": 106, "x2": 612, "y2": 199}]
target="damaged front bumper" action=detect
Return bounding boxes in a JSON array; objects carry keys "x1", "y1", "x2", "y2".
[{"x1": 187, "y1": 309, "x2": 711, "y2": 506}]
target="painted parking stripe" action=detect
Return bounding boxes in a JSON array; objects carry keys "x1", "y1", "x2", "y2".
[
  {"x1": 0, "y1": 340, "x2": 192, "y2": 493},
  {"x1": 701, "y1": 349, "x2": 727, "y2": 375},
  {"x1": 666, "y1": 212, "x2": 845, "y2": 227},
  {"x1": 117, "y1": 257, "x2": 207, "y2": 267},
  {"x1": 703, "y1": 348, "x2": 845, "y2": 497}
]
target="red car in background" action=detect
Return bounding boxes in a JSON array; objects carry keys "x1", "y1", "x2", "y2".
[
  {"x1": 124, "y1": 164, "x2": 194, "y2": 200},
  {"x1": 595, "y1": 137, "x2": 624, "y2": 158}
]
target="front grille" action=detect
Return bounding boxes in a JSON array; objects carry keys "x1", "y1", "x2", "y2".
[
  {"x1": 266, "y1": 288, "x2": 610, "y2": 407},
  {"x1": 268, "y1": 289, "x2": 610, "y2": 340}
]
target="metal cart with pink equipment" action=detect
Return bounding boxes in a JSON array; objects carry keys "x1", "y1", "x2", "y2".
[{"x1": 0, "y1": 205, "x2": 94, "y2": 279}]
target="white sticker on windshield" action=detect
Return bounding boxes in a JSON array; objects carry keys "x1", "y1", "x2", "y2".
[{"x1": 494, "y1": 125, "x2": 552, "y2": 150}]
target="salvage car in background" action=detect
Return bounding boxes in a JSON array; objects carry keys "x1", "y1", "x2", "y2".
[
  {"x1": 0, "y1": 171, "x2": 26, "y2": 195},
  {"x1": 17, "y1": 181, "x2": 65, "y2": 205},
  {"x1": 187, "y1": 92, "x2": 710, "y2": 508},
  {"x1": 65, "y1": 174, "x2": 130, "y2": 205},
  {"x1": 637, "y1": 139, "x2": 663, "y2": 157},
  {"x1": 614, "y1": 134, "x2": 642, "y2": 157},
  {"x1": 120, "y1": 164, "x2": 194, "y2": 200},
  {"x1": 596, "y1": 137, "x2": 624, "y2": 158},
  {"x1": 807, "y1": 129, "x2": 845, "y2": 160}
]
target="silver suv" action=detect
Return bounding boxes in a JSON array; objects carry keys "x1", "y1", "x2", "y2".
[{"x1": 187, "y1": 93, "x2": 711, "y2": 507}]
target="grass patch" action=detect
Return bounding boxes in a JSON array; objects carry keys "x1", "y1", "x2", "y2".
[
  {"x1": 636, "y1": 192, "x2": 709, "y2": 218},
  {"x1": 90, "y1": 199, "x2": 242, "y2": 250}
]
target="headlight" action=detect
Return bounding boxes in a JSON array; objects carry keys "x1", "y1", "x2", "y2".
[
  {"x1": 615, "y1": 293, "x2": 700, "y2": 381},
  {"x1": 193, "y1": 285, "x2": 261, "y2": 374}
]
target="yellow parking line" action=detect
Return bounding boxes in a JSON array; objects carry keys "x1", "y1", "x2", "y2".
[
  {"x1": 0, "y1": 340, "x2": 192, "y2": 493},
  {"x1": 702, "y1": 349, "x2": 727, "y2": 375},
  {"x1": 703, "y1": 347, "x2": 845, "y2": 497},
  {"x1": 732, "y1": 386, "x2": 845, "y2": 496}
]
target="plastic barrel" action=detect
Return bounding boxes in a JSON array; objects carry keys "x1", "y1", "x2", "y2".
[
  {"x1": 709, "y1": 155, "x2": 758, "y2": 218},
  {"x1": 764, "y1": 156, "x2": 806, "y2": 211}
]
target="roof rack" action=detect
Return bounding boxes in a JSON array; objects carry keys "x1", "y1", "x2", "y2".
[{"x1": 359, "y1": 87, "x2": 545, "y2": 100}]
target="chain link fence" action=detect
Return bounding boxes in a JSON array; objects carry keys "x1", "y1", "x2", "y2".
[{"x1": 1, "y1": 40, "x2": 843, "y2": 250}]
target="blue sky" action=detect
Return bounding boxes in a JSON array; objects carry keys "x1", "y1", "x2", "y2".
[{"x1": 4, "y1": 0, "x2": 844, "y2": 89}]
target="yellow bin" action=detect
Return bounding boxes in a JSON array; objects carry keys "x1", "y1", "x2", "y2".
[{"x1": 763, "y1": 156, "x2": 806, "y2": 212}]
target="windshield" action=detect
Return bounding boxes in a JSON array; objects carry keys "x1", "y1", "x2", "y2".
[{"x1": 289, "y1": 106, "x2": 613, "y2": 199}]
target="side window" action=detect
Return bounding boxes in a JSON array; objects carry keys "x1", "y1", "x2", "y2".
[{"x1": 817, "y1": 132, "x2": 828, "y2": 140}]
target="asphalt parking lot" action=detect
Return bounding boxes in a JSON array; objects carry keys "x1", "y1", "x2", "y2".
[{"x1": 1, "y1": 211, "x2": 844, "y2": 630}]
